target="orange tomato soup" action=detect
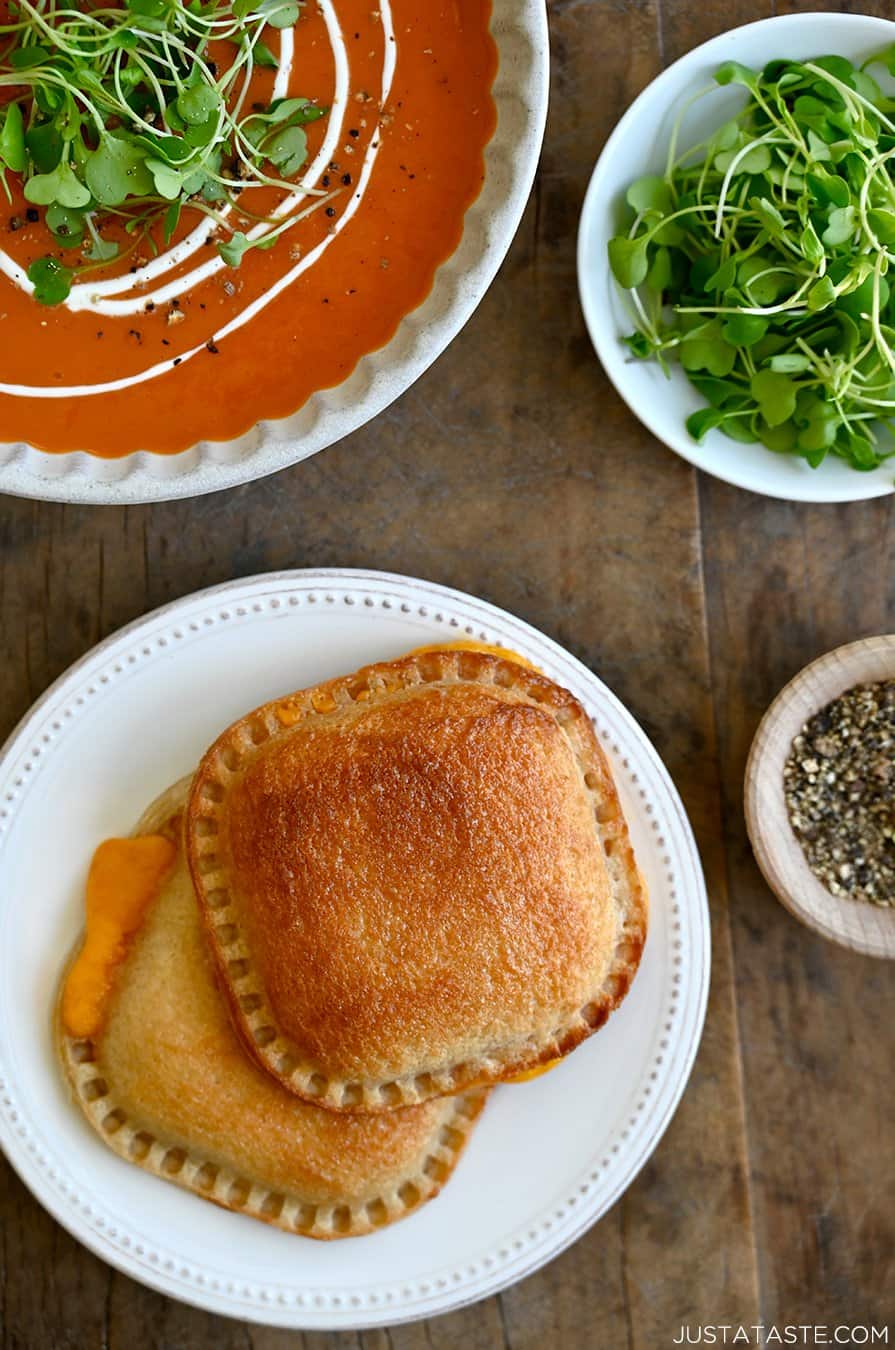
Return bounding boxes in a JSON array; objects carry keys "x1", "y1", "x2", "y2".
[{"x1": 0, "y1": 1, "x2": 496, "y2": 455}]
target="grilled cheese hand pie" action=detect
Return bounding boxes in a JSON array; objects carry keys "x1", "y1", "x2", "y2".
[
  {"x1": 186, "y1": 647, "x2": 648, "y2": 1115},
  {"x1": 58, "y1": 781, "x2": 487, "y2": 1239}
]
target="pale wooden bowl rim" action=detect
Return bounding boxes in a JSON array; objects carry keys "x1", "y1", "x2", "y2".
[{"x1": 744, "y1": 635, "x2": 895, "y2": 960}]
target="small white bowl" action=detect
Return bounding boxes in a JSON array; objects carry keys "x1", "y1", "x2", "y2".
[
  {"x1": 745, "y1": 635, "x2": 895, "y2": 959},
  {"x1": 578, "y1": 12, "x2": 895, "y2": 503}
]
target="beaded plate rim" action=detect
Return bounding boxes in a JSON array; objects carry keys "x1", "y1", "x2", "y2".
[{"x1": 0, "y1": 569, "x2": 710, "y2": 1329}]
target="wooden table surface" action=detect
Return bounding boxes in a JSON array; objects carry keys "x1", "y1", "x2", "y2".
[{"x1": 2, "y1": 1, "x2": 894, "y2": 1345}]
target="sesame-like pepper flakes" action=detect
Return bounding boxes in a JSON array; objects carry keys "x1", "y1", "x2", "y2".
[{"x1": 784, "y1": 680, "x2": 895, "y2": 906}]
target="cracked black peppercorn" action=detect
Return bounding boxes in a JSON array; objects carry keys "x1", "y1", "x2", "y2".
[{"x1": 784, "y1": 681, "x2": 895, "y2": 906}]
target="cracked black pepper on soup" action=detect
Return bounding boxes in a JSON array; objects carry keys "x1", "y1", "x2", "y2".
[{"x1": 784, "y1": 681, "x2": 895, "y2": 907}]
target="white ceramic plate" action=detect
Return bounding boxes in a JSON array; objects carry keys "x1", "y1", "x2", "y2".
[
  {"x1": 0, "y1": 1, "x2": 548, "y2": 504},
  {"x1": 0, "y1": 569, "x2": 709, "y2": 1329},
  {"x1": 578, "y1": 12, "x2": 895, "y2": 503}
]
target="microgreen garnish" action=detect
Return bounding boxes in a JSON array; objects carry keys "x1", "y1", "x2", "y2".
[
  {"x1": 26, "y1": 253, "x2": 72, "y2": 303},
  {"x1": 0, "y1": 0, "x2": 330, "y2": 304},
  {"x1": 607, "y1": 48, "x2": 895, "y2": 472}
]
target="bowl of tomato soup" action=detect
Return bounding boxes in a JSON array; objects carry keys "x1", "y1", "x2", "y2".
[{"x1": 0, "y1": 0, "x2": 548, "y2": 502}]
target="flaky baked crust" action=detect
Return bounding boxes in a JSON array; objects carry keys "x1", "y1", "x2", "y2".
[
  {"x1": 58, "y1": 782, "x2": 486, "y2": 1240},
  {"x1": 186, "y1": 650, "x2": 648, "y2": 1114}
]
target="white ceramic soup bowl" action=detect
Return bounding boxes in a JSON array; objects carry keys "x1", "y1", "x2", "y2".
[{"x1": 0, "y1": 0, "x2": 549, "y2": 504}]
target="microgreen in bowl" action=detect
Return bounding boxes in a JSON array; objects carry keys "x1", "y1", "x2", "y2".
[
  {"x1": 0, "y1": 0, "x2": 329, "y2": 304},
  {"x1": 607, "y1": 49, "x2": 895, "y2": 472}
]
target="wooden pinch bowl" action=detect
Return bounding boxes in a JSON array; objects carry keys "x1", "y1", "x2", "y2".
[{"x1": 745, "y1": 635, "x2": 895, "y2": 960}]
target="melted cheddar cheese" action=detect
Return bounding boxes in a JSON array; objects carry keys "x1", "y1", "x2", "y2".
[
  {"x1": 274, "y1": 640, "x2": 539, "y2": 729},
  {"x1": 61, "y1": 835, "x2": 176, "y2": 1039},
  {"x1": 406, "y1": 640, "x2": 537, "y2": 670},
  {"x1": 508, "y1": 1062, "x2": 561, "y2": 1083}
]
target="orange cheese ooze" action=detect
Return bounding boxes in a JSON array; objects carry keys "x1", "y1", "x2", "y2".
[
  {"x1": 406, "y1": 640, "x2": 538, "y2": 670},
  {"x1": 508, "y1": 1060, "x2": 562, "y2": 1083},
  {"x1": 275, "y1": 641, "x2": 538, "y2": 728},
  {"x1": 61, "y1": 834, "x2": 176, "y2": 1040}
]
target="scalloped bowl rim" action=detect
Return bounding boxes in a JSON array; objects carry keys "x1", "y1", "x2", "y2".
[{"x1": 0, "y1": 0, "x2": 549, "y2": 504}]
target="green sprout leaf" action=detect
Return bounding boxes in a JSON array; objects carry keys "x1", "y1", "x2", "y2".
[
  {"x1": 822, "y1": 204, "x2": 856, "y2": 246},
  {"x1": 85, "y1": 235, "x2": 118, "y2": 262},
  {"x1": 759, "y1": 419, "x2": 798, "y2": 454},
  {"x1": 704, "y1": 256, "x2": 736, "y2": 293},
  {"x1": 145, "y1": 157, "x2": 184, "y2": 199},
  {"x1": 714, "y1": 61, "x2": 758, "y2": 92},
  {"x1": 680, "y1": 320, "x2": 736, "y2": 377},
  {"x1": 84, "y1": 216, "x2": 119, "y2": 261},
  {"x1": 253, "y1": 40, "x2": 279, "y2": 68},
  {"x1": 163, "y1": 199, "x2": 182, "y2": 245},
  {"x1": 806, "y1": 276, "x2": 836, "y2": 311},
  {"x1": 737, "y1": 255, "x2": 790, "y2": 306},
  {"x1": 750, "y1": 196, "x2": 785, "y2": 238},
  {"x1": 626, "y1": 175, "x2": 673, "y2": 217},
  {"x1": 838, "y1": 272, "x2": 888, "y2": 319},
  {"x1": 721, "y1": 313, "x2": 768, "y2": 346},
  {"x1": 126, "y1": 0, "x2": 168, "y2": 15},
  {"x1": 715, "y1": 142, "x2": 771, "y2": 175},
  {"x1": 85, "y1": 133, "x2": 154, "y2": 206},
  {"x1": 264, "y1": 124, "x2": 307, "y2": 175},
  {"x1": 805, "y1": 167, "x2": 850, "y2": 207},
  {"x1": 867, "y1": 208, "x2": 895, "y2": 245},
  {"x1": 800, "y1": 222, "x2": 824, "y2": 266},
  {"x1": 796, "y1": 394, "x2": 839, "y2": 451},
  {"x1": 689, "y1": 375, "x2": 745, "y2": 408},
  {"x1": 708, "y1": 120, "x2": 739, "y2": 154},
  {"x1": 624, "y1": 331, "x2": 654, "y2": 359},
  {"x1": 0, "y1": 103, "x2": 26, "y2": 173},
  {"x1": 25, "y1": 121, "x2": 63, "y2": 173},
  {"x1": 27, "y1": 255, "x2": 72, "y2": 305},
  {"x1": 254, "y1": 0, "x2": 299, "y2": 28},
  {"x1": 10, "y1": 45, "x2": 50, "y2": 69},
  {"x1": 608, "y1": 235, "x2": 649, "y2": 289},
  {"x1": 646, "y1": 244, "x2": 671, "y2": 295},
  {"x1": 177, "y1": 77, "x2": 220, "y2": 127},
  {"x1": 217, "y1": 229, "x2": 252, "y2": 266},
  {"x1": 46, "y1": 202, "x2": 86, "y2": 247},
  {"x1": 686, "y1": 407, "x2": 726, "y2": 442},
  {"x1": 751, "y1": 370, "x2": 798, "y2": 427},
  {"x1": 25, "y1": 160, "x2": 91, "y2": 209}
]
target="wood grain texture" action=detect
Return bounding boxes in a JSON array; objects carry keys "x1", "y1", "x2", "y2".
[
  {"x1": 700, "y1": 483, "x2": 895, "y2": 1331},
  {"x1": 0, "y1": 0, "x2": 892, "y2": 1344}
]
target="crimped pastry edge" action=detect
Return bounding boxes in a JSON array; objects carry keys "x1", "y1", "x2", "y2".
[
  {"x1": 186, "y1": 649, "x2": 649, "y2": 1115},
  {"x1": 59, "y1": 1029, "x2": 487, "y2": 1240},
  {"x1": 56, "y1": 784, "x2": 488, "y2": 1240}
]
